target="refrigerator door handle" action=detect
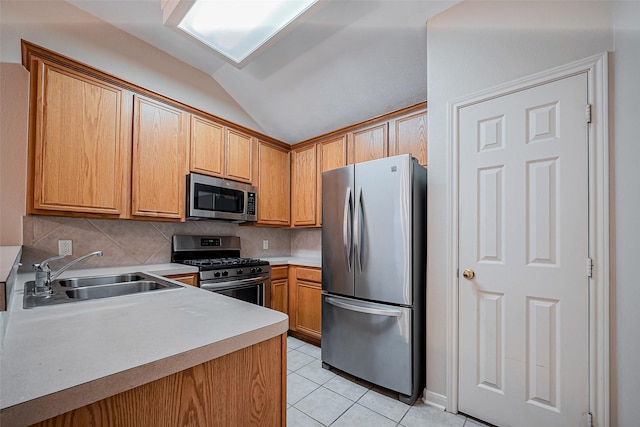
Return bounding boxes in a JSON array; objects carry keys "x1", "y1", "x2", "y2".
[
  {"x1": 353, "y1": 187, "x2": 363, "y2": 272},
  {"x1": 325, "y1": 296, "x2": 403, "y2": 317},
  {"x1": 343, "y1": 187, "x2": 353, "y2": 271}
]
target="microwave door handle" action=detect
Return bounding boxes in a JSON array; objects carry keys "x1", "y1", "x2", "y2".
[{"x1": 343, "y1": 187, "x2": 352, "y2": 271}]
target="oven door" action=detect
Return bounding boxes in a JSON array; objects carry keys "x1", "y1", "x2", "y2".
[
  {"x1": 187, "y1": 173, "x2": 257, "y2": 222},
  {"x1": 200, "y1": 276, "x2": 270, "y2": 306}
]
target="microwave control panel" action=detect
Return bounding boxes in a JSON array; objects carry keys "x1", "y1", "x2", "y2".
[{"x1": 247, "y1": 192, "x2": 256, "y2": 215}]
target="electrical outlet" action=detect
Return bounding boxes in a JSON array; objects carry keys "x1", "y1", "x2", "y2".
[
  {"x1": 263, "y1": 240, "x2": 269, "y2": 250},
  {"x1": 58, "y1": 240, "x2": 73, "y2": 256}
]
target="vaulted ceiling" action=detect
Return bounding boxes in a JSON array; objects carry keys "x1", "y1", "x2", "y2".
[{"x1": 66, "y1": 1, "x2": 456, "y2": 144}]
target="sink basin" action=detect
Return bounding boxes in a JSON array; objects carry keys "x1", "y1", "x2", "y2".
[
  {"x1": 65, "y1": 281, "x2": 174, "y2": 300},
  {"x1": 58, "y1": 273, "x2": 146, "y2": 287},
  {"x1": 23, "y1": 272, "x2": 183, "y2": 308}
]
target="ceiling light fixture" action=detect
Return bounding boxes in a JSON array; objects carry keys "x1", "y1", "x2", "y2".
[{"x1": 167, "y1": 0, "x2": 318, "y2": 67}]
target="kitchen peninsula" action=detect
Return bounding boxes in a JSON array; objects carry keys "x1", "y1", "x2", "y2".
[{"x1": 0, "y1": 264, "x2": 288, "y2": 426}]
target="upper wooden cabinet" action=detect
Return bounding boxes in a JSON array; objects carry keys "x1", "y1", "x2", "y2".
[
  {"x1": 315, "y1": 135, "x2": 347, "y2": 226},
  {"x1": 28, "y1": 59, "x2": 131, "y2": 217},
  {"x1": 319, "y1": 135, "x2": 347, "y2": 172},
  {"x1": 131, "y1": 95, "x2": 189, "y2": 220},
  {"x1": 23, "y1": 41, "x2": 285, "y2": 223},
  {"x1": 190, "y1": 115, "x2": 224, "y2": 177},
  {"x1": 349, "y1": 123, "x2": 388, "y2": 164},
  {"x1": 291, "y1": 144, "x2": 317, "y2": 227},
  {"x1": 256, "y1": 141, "x2": 290, "y2": 226},
  {"x1": 225, "y1": 128, "x2": 253, "y2": 183},
  {"x1": 389, "y1": 110, "x2": 427, "y2": 166},
  {"x1": 190, "y1": 117, "x2": 254, "y2": 184}
]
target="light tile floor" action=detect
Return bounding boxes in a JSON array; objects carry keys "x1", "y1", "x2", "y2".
[{"x1": 286, "y1": 336, "x2": 491, "y2": 427}]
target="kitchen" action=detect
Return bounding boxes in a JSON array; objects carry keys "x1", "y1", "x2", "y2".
[{"x1": 1, "y1": 1, "x2": 639, "y2": 427}]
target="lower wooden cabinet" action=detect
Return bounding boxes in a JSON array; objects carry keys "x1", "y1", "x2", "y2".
[
  {"x1": 270, "y1": 266, "x2": 288, "y2": 314},
  {"x1": 30, "y1": 334, "x2": 286, "y2": 427},
  {"x1": 164, "y1": 273, "x2": 198, "y2": 287},
  {"x1": 288, "y1": 266, "x2": 322, "y2": 344}
]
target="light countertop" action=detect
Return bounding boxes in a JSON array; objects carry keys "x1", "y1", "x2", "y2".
[
  {"x1": 0, "y1": 263, "x2": 288, "y2": 425},
  {"x1": 261, "y1": 256, "x2": 321, "y2": 268}
]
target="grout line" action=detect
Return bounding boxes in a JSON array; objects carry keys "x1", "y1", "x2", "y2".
[
  {"x1": 31, "y1": 217, "x2": 69, "y2": 245},
  {"x1": 86, "y1": 219, "x2": 147, "y2": 264},
  {"x1": 149, "y1": 222, "x2": 174, "y2": 242}
]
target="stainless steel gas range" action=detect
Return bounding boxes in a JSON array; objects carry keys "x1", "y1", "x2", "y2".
[{"x1": 171, "y1": 235, "x2": 271, "y2": 306}]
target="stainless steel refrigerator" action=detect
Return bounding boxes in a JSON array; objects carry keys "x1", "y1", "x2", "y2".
[{"x1": 321, "y1": 154, "x2": 427, "y2": 404}]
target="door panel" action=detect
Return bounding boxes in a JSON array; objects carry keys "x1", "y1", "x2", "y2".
[
  {"x1": 322, "y1": 165, "x2": 354, "y2": 296},
  {"x1": 321, "y1": 294, "x2": 413, "y2": 395},
  {"x1": 458, "y1": 73, "x2": 589, "y2": 427},
  {"x1": 354, "y1": 155, "x2": 412, "y2": 305}
]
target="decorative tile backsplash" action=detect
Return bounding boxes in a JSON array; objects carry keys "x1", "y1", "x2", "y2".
[
  {"x1": 291, "y1": 228, "x2": 321, "y2": 258},
  {"x1": 20, "y1": 216, "x2": 295, "y2": 272}
]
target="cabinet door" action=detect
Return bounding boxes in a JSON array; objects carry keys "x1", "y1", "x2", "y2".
[
  {"x1": 271, "y1": 279, "x2": 288, "y2": 314},
  {"x1": 288, "y1": 266, "x2": 322, "y2": 340},
  {"x1": 317, "y1": 136, "x2": 347, "y2": 226},
  {"x1": 390, "y1": 111, "x2": 427, "y2": 166},
  {"x1": 164, "y1": 273, "x2": 198, "y2": 287},
  {"x1": 225, "y1": 128, "x2": 253, "y2": 183},
  {"x1": 291, "y1": 145, "x2": 317, "y2": 226},
  {"x1": 296, "y1": 281, "x2": 322, "y2": 339},
  {"x1": 31, "y1": 60, "x2": 130, "y2": 216},
  {"x1": 319, "y1": 136, "x2": 347, "y2": 172},
  {"x1": 257, "y1": 141, "x2": 290, "y2": 225},
  {"x1": 350, "y1": 123, "x2": 388, "y2": 164},
  {"x1": 132, "y1": 95, "x2": 188, "y2": 220},
  {"x1": 190, "y1": 116, "x2": 224, "y2": 177}
]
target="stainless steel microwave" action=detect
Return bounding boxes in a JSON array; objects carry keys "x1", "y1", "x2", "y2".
[{"x1": 186, "y1": 173, "x2": 257, "y2": 222}]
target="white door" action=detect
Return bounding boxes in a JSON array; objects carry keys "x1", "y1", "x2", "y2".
[{"x1": 458, "y1": 73, "x2": 590, "y2": 427}]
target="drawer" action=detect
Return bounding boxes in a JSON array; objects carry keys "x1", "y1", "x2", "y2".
[
  {"x1": 296, "y1": 267, "x2": 321, "y2": 283},
  {"x1": 271, "y1": 266, "x2": 288, "y2": 280}
]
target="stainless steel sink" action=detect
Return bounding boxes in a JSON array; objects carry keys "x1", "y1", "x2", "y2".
[
  {"x1": 23, "y1": 272, "x2": 183, "y2": 308},
  {"x1": 57, "y1": 273, "x2": 146, "y2": 288},
  {"x1": 65, "y1": 281, "x2": 172, "y2": 300}
]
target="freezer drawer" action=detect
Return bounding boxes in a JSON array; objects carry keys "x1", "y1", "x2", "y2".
[{"x1": 321, "y1": 294, "x2": 413, "y2": 395}]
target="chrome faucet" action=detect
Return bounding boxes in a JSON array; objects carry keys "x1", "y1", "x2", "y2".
[{"x1": 32, "y1": 250, "x2": 103, "y2": 295}]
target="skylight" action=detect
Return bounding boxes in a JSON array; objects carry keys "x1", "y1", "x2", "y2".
[{"x1": 176, "y1": 0, "x2": 318, "y2": 66}]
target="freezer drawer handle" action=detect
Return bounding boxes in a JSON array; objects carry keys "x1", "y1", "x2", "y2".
[{"x1": 325, "y1": 296, "x2": 402, "y2": 317}]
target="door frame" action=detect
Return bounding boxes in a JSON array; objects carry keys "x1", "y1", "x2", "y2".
[{"x1": 445, "y1": 53, "x2": 610, "y2": 426}]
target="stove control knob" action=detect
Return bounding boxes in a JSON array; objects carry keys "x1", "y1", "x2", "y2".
[
  {"x1": 250, "y1": 268, "x2": 256, "y2": 273},
  {"x1": 222, "y1": 271, "x2": 229, "y2": 277},
  {"x1": 257, "y1": 267, "x2": 263, "y2": 273},
  {"x1": 214, "y1": 272, "x2": 221, "y2": 278},
  {"x1": 237, "y1": 269, "x2": 243, "y2": 275}
]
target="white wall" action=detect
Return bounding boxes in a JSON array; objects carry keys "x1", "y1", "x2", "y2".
[
  {"x1": 426, "y1": 0, "x2": 613, "y2": 411},
  {"x1": 611, "y1": 2, "x2": 640, "y2": 426},
  {"x1": 0, "y1": 63, "x2": 28, "y2": 245}
]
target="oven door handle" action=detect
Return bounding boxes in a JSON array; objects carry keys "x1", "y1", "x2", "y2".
[{"x1": 200, "y1": 276, "x2": 268, "y2": 290}]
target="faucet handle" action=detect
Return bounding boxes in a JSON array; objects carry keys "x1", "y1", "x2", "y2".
[{"x1": 33, "y1": 254, "x2": 67, "y2": 271}]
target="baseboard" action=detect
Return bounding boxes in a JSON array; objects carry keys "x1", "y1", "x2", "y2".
[{"x1": 423, "y1": 389, "x2": 447, "y2": 410}]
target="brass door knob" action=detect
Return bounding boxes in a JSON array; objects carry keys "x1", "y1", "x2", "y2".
[{"x1": 462, "y1": 269, "x2": 475, "y2": 280}]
